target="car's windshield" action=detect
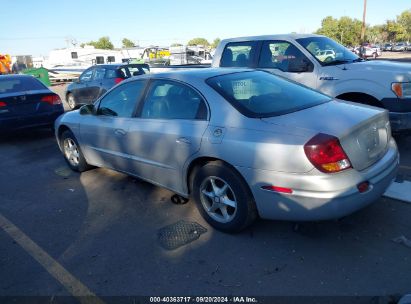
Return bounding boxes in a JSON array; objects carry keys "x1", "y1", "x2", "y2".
[
  {"x1": 296, "y1": 36, "x2": 359, "y2": 66},
  {"x1": 206, "y1": 71, "x2": 331, "y2": 118}
]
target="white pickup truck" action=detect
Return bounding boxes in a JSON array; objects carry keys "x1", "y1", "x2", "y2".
[{"x1": 211, "y1": 34, "x2": 411, "y2": 131}]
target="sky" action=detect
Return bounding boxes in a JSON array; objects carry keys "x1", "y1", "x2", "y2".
[{"x1": 1, "y1": 0, "x2": 410, "y2": 56}]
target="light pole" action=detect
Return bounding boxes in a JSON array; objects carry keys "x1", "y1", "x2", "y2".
[{"x1": 361, "y1": 0, "x2": 367, "y2": 43}]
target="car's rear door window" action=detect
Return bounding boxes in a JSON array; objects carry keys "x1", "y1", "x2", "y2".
[
  {"x1": 207, "y1": 71, "x2": 330, "y2": 118},
  {"x1": 105, "y1": 69, "x2": 117, "y2": 79},
  {"x1": 97, "y1": 80, "x2": 147, "y2": 117},
  {"x1": 220, "y1": 41, "x2": 258, "y2": 67}
]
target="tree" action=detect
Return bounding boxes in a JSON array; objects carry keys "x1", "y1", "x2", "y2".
[
  {"x1": 122, "y1": 38, "x2": 135, "y2": 48},
  {"x1": 397, "y1": 9, "x2": 411, "y2": 41},
  {"x1": 82, "y1": 36, "x2": 114, "y2": 50},
  {"x1": 187, "y1": 38, "x2": 209, "y2": 46},
  {"x1": 316, "y1": 16, "x2": 362, "y2": 46},
  {"x1": 384, "y1": 20, "x2": 406, "y2": 42},
  {"x1": 315, "y1": 9, "x2": 411, "y2": 44},
  {"x1": 211, "y1": 38, "x2": 221, "y2": 49},
  {"x1": 366, "y1": 25, "x2": 384, "y2": 44},
  {"x1": 316, "y1": 16, "x2": 339, "y2": 41},
  {"x1": 170, "y1": 43, "x2": 183, "y2": 47}
]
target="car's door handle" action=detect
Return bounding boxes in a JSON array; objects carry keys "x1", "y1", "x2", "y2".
[
  {"x1": 114, "y1": 129, "x2": 127, "y2": 136},
  {"x1": 176, "y1": 137, "x2": 191, "y2": 145}
]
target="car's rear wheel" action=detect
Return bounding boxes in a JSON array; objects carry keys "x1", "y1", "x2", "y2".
[
  {"x1": 66, "y1": 93, "x2": 76, "y2": 110},
  {"x1": 61, "y1": 130, "x2": 91, "y2": 172},
  {"x1": 192, "y1": 161, "x2": 257, "y2": 233}
]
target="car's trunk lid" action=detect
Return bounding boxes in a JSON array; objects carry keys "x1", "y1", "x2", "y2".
[
  {"x1": 261, "y1": 100, "x2": 390, "y2": 171},
  {"x1": 0, "y1": 90, "x2": 54, "y2": 117}
]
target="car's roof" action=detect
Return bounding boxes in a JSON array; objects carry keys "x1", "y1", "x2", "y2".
[
  {"x1": 124, "y1": 68, "x2": 253, "y2": 83},
  {"x1": 220, "y1": 33, "x2": 324, "y2": 43},
  {"x1": 92, "y1": 63, "x2": 147, "y2": 69}
]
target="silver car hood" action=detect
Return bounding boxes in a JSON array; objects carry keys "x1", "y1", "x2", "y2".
[{"x1": 261, "y1": 101, "x2": 390, "y2": 171}]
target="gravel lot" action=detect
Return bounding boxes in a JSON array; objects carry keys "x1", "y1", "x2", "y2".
[{"x1": 1, "y1": 57, "x2": 411, "y2": 303}]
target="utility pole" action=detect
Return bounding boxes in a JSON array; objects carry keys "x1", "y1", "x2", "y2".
[{"x1": 361, "y1": 0, "x2": 367, "y2": 43}]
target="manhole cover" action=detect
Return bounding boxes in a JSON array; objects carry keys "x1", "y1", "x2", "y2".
[{"x1": 158, "y1": 220, "x2": 207, "y2": 250}]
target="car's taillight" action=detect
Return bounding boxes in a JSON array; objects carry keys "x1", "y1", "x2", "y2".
[
  {"x1": 41, "y1": 94, "x2": 62, "y2": 105},
  {"x1": 114, "y1": 77, "x2": 124, "y2": 84},
  {"x1": 304, "y1": 133, "x2": 352, "y2": 173},
  {"x1": 0, "y1": 101, "x2": 6, "y2": 107}
]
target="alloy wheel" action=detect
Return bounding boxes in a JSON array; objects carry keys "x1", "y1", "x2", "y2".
[
  {"x1": 199, "y1": 176, "x2": 237, "y2": 223},
  {"x1": 63, "y1": 138, "x2": 80, "y2": 167}
]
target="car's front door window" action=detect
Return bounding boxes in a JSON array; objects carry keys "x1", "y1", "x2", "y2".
[
  {"x1": 140, "y1": 80, "x2": 207, "y2": 120},
  {"x1": 93, "y1": 68, "x2": 106, "y2": 81},
  {"x1": 97, "y1": 81, "x2": 146, "y2": 117},
  {"x1": 80, "y1": 69, "x2": 94, "y2": 82},
  {"x1": 258, "y1": 41, "x2": 313, "y2": 73}
]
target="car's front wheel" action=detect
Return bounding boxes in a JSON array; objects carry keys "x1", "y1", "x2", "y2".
[
  {"x1": 192, "y1": 161, "x2": 257, "y2": 233},
  {"x1": 61, "y1": 130, "x2": 91, "y2": 172}
]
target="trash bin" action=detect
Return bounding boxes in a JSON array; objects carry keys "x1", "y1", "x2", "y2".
[{"x1": 22, "y1": 67, "x2": 51, "y2": 87}]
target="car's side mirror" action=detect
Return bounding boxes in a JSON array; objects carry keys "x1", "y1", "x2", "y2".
[
  {"x1": 79, "y1": 104, "x2": 95, "y2": 115},
  {"x1": 288, "y1": 59, "x2": 313, "y2": 73}
]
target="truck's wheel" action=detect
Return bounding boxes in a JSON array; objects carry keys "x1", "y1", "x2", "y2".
[{"x1": 192, "y1": 161, "x2": 257, "y2": 233}]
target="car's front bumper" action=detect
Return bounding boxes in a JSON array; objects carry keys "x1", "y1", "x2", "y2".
[
  {"x1": 389, "y1": 112, "x2": 411, "y2": 131},
  {"x1": 380, "y1": 97, "x2": 411, "y2": 131},
  {"x1": 237, "y1": 139, "x2": 399, "y2": 221}
]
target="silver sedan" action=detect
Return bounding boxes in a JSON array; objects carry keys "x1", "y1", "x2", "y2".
[{"x1": 55, "y1": 68, "x2": 399, "y2": 232}]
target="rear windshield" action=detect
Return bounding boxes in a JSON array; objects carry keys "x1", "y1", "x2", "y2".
[
  {"x1": 0, "y1": 77, "x2": 46, "y2": 94},
  {"x1": 113, "y1": 64, "x2": 150, "y2": 79},
  {"x1": 206, "y1": 71, "x2": 330, "y2": 118}
]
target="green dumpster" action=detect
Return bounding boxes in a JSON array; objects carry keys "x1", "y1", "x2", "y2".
[{"x1": 22, "y1": 67, "x2": 51, "y2": 87}]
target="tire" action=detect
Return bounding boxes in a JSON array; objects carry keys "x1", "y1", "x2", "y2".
[
  {"x1": 60, "y1": 130, "x2": 91, "y2": 172},
  {"x1": 192, "y1": 161, "x2": 257, "y2": 233},
  {"x1": 66, "y1": 93, "x2": 76, "y2": 110}
]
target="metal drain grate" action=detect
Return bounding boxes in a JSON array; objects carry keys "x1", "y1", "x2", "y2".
[{"x1": 158, "y1": 220, "x2": 207, "y2": 250}]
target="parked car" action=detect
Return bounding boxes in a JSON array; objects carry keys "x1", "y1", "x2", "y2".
[
  {"x1": 212, "y1": 34, "x2": 411, "y2": 131},
  {"x1": 392, "y1": 42, "x2": 407, "y2": 52},
  {"x1": 0, "y1": 74, "x2": 64, "y2": 132},
  {"x1": 382, "y1": 43, "x2": 393, "y2": 51},
  {"x1": 55, "y1": 69, "x2": 399, "y2": 232},
  {"x1": 359, "y1": 44, "x2": 382, "y2": 59},
  {"x1": 65, "y1": 63, "x2": 149, "y2": 110},
  {"x1": 315, "y1": 49, "x2": 336, "y2": 62}
]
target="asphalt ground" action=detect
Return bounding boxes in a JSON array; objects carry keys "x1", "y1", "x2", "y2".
[{"x1": 1, "y1": 58, "x2": 411, "y2": 303}]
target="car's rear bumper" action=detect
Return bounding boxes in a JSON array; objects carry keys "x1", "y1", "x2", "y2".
[
  {"x1": 237, "y1": 139, "x2": 399, "y2": 221},
  {"x1": 0, "y1": 110, "x2": 64, "y2": 131}
]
